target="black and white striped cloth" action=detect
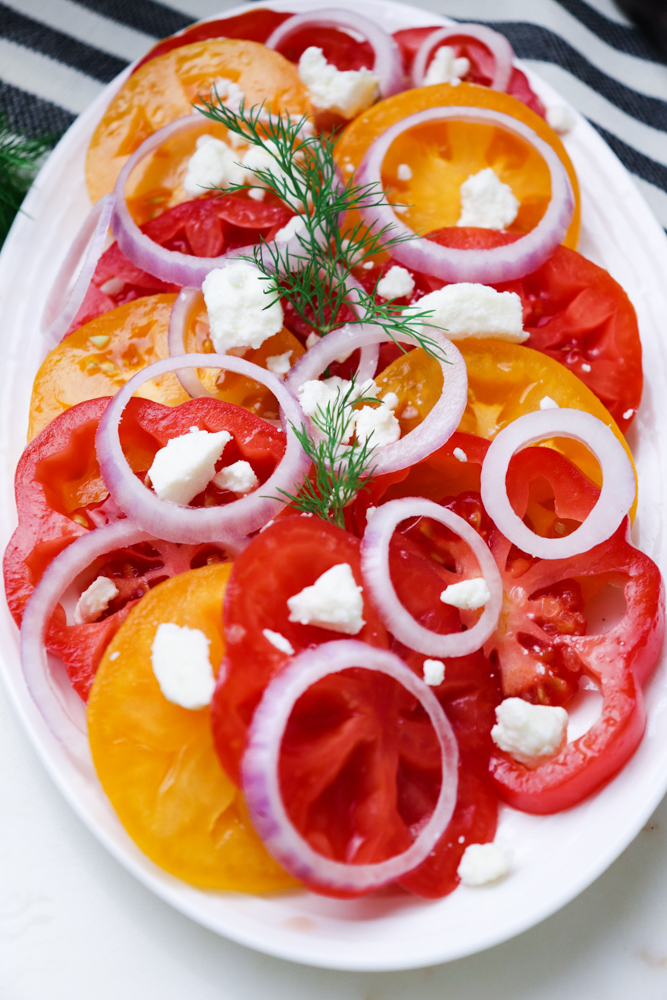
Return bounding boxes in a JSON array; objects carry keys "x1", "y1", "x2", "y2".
[{"x1": 1, "y1": 0, "x2": 667, "y2": 228}]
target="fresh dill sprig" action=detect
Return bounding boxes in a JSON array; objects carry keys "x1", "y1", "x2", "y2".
[
  {"x1": 0, "y1": 114, "x2": 54, "y2": 247},
  {"x1": 193, "y1": 94, "x2": 444, "y2": 361},
  {"x1": 275, "y1": 378, "x2": 380, "y2": 529}
]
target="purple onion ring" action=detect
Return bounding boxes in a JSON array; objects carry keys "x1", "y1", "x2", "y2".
[
  {"x1": 412, "y1": 24, "x2": 514, "y2": 91},
  {"x1": 242, "y1": 639, "x2": 459, "y2": 893}
]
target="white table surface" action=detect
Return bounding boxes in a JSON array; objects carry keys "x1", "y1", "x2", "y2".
[{"x1": 4, "y1": 0, "x2": 667, "y2": 995}]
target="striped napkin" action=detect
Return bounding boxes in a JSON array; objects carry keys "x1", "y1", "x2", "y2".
[{"x1": 1, "y1": 0, "x2": 666, "y2": 229}]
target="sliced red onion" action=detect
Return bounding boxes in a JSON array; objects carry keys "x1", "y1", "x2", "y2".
[
  {"x1": 412, "y1": 24, "x2": 514, "y2": 91},
  {"x1": 356, "y1": 106, "x2": 574, "y2": 284},
  {"x1": 41, "y1": 194, "x2": 115, "y2": 346},
  {"x1": 361, "y1": 498, "x2": 503, "y2": 657},
  {"x1": 20, "y1": 521, "x2": 151, "y2": 759},
  {"x1": 286, "y1": 323, "x2": 467, "y2": 475},
  {"x1": 96, "y1": 354, "x2": 310, "y2": 543},
  {"x1": 242, "y1": 639, "x2": 459, "y2": 893},
  {"x1": 111, "y1": 117, "x2": 310, "y2": 288},
  {"x1": 480, "y1": 409, "x2": 636, "y2": 560},
  {"x1": 265, "y1": 9, "x2": 404, "y2": 99},
  {"x1": 167, "y1": 287, "x2": 213, "y2": 398}
]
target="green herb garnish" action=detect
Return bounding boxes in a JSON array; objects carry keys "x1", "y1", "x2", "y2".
[{"x1": 0, "y1": 114, "x2": 53, "y2": 247}]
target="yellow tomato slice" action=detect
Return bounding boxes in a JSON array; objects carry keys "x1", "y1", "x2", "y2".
[
  {"x1": 86, "y1": 39, "x2": 311, "y2": 204},
  {"x1": 375, "y1": 339, "x2": 637, "y2": 517},
  {"x1": 87, "y1": 563, "x2": 297, "y2": 891},
  {"x1": 335, "y1": 83, "x2": 580, "y2": 249},
  {"x1": 28, "y1": 294, "x2": 304, "y2": 439}
]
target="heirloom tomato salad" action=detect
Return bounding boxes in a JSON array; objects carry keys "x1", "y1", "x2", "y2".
[{"x1": 4, "y1": 5, "x2": 665, "y2": 902}]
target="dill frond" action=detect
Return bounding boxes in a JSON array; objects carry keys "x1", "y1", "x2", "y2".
[{"x1": 0, "y1": 114, "x2": 53, "y2": 247}]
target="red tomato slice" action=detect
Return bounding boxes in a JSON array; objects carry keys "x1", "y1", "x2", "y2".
[
  {"x1": 211, "y1": 517, "x2": 389, "y2": 786},
  {"x1": 393, "y1": 27, "x2": 546, "y2": 117},
  {"x1": 3, "y1": 395, "x2": 285, "y2": 699},
  {"x1": 70, "y1": 196, "x2": 293, "y2": 333},
  {"x1": 133, "y1": 10, "x2": 294, "y2": 72},
  {"x1": 359, "y1": 228, "x2": 642, "y2": 433}
]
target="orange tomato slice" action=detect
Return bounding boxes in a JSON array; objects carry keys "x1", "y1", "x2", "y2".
[
  {"x1": 335, "y1": 83, "x2": 580, "y2": 249},
  {"x1": 374, "y1": 339, "x2": 636, "y2": 517},
  {"x1": 87, "y1": 563, "x2": 297, "y2": 891},
  {"x1": 28, "y1": 294, "x2": 304, "y2": 439},
  {"x1": 86, "y1": 39, "x2": 311, "y2": 204}
]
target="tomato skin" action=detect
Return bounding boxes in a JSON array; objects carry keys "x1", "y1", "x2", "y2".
[
  {"x1": 133, "y1": 10, "x2": 294, "y2": 72},
  {"x1": 71, "y1": 196, "x2": 293, "y2": 333},
  {"x1": 392, "y1": 27, "x2": 546, "y2": 117},
  {"x1": 4, "y1": 395, "x2": 286, "y2": 699},
  {"x1": 211, "y1": 517, "x2": 389, "y2": 786}
]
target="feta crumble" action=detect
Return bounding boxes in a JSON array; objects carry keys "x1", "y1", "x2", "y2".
[
  {"x1": 423, "y1": 658, "x2": 445, "y2": 686},
  {"x1": 151, "y1": 622, "x2": 216, "y2": 710},
  {"x1": 287, "y1": 563, "x2": 365, "y2": 634},
  {"x1": 458, "y1": 843, "x2": 510, "y2": 886},
  {"x1": 440, "y1": 578, "x2": 490, "y2": 610},
  {"x1": 546, "y1": 104, "x2": 576, "y2": 135},
  {"x1": 397, "y1": 163, "x2": 412, "y2": 181},
  {"x1": 377, "y1": 265, "x2": 415, "y2": 301},
  {"x1": 354, "y1": 401, "x2": 401, "y2": 447},
  {"x1": 202, "y1": 261, "x2": 284, "y2": 353},
  {"x1": 305, "y1": 331, "x2": 320, "y2": 350},
  {"x1": 540, "y1": 395, "x2": 559, "y2": 410},
  {"x1": 266, "y1": 351, "x2": 293, "y2": 377},
  {"x1": 213, "y1": 459, "x2": 258, "y2": 495},
  {"x1": 407, "y1": 283, "x2": 526, "y2": 343},
  {"x1": 298, "y1": 46, "x2": 379, "y2": 119},
  {"x1": 458, "y1": 168, "x2": 520, "y2": 230},
  {"x1": 623, "y1": 408, "x2": 635, "y2": 420},
  {"x1": 424, "y1": 46, "x2": 470, "y2": 87},
  {"x1": 73, "y1": 575, "x2": 119, "y2": 625},
  {"x1": 262, "y1": 629, "x2": 295, "y2": 656},
  {"x1": 274, "y1": 214, "x2": 307, "y2": 244},
  {"x1": 453, "y1": 447, "x2": 468, "y2": 463},
  {"x1": 183, "y1": 135, "x2": 246, "y2": 197},
  {"x1": 491, "y1": 697, "x2": 569, "y2": 766},
  {"x1": 149, "y1": 429, "x2": 231, "y2": 506},
  {"x1": 581, "y1": 362, "x2": 591, "y2": 372}
]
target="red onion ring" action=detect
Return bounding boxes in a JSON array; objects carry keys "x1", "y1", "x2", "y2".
[
  {"x1": 480, "y1": 408, "x2": 636, "y2": 560},
  {"x1": 110, "y1": 116, "x2": 309, "y2": 288},
  {"x1": 355, "y1": 106, "x2": 574, "y2": 284},
  {"x1": 20, "y1": 521, "x2": 151, "y2": 758},
  {"x1": 361, "y1": 498, "x2": 503, "y2": 657},
  {"x1": 286, "y1": 323, "x2": 467, "y2": 475},
  {"x1": 96, "y1": 355, "x2": 311, "y2": 543},
  {"x1": 41, "y1": 194, "x2": 115, "y2": 346},
  {"x1": 265, "y1": 9, "x2": 404, "y2": 99},
  {"x1": 241, "y1": 639, "x2": 459, "y2": 893},
  {"x1": 412, "y1": 24, "x2": 514, "y2": 91}
]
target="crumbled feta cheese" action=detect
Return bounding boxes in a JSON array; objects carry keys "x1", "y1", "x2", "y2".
[
  {"x1": 298, "y1": 376, "x2": 377, "y2": 443},
  {"x1": 213, "y1": 459, "x2": 258, "y2": 495},
  {"x1": 453, "y1": 447, "x2": 468, "y2": 463},
  {"x1": 546, "y1": 104, "x2": 576, "y2": 135},
  {"x1": 491, "y1": 697, "x2": 569, "y2": 765},
  {"x1": 354, "y1": 404, "x2": 401, "y2": 447},
  {"x1": 440, "y1": 578, "x2": 490, "y2": 610},
  {"x1": 581, "y1": 363, "x2": 591, "y2": 372},
  {"x1": 274, "y1": 214, "x2": 307, "y2": 244},
  {"x1": 362, "y1": 260, "x2": 374, "y2": 270},
  {"x1": 540, "y1": 395, "x2": 559, "y2": 410},
  {"x1": 149, "y1": 429, "x2": 231, "y2": 505},
  {"x1": 623, "y1": 408, "x2": 635, "y2": 420},
  {"x1": 397, "y1": 163, "x2": 412, "y2": 181},
  {"x1": 151, "y1": 622, "x2": 216, "y2": 710},
  {"x1": 109, "y1": 650, "x2": 120, "y2": 662},
  {"x1": 424, "y1": 46, "x2": 470, "y2": 87},
  {"x1": 458, "y1": 168, "x2": 520, "y2": 230},
  {"x1": 407, "y1": 283, "x2": 526, "y2": 343},
  {"x1": 266, "y1": 351, "x2": 293, "y2": 377},
  {"x1": 242, "y1": 141, "x2": 297, "y2": 207},
  {"x1": 393, "y1": 203, "x2": 409, "y2": 214},
  {"x1": 210, "y1": 77, "x2": 245, "y2": 114},
  {"x1": 73, "y1": 575, "x2": 119, "y2": 624},
  {"x1": 305, "y1": 332, "x2": 320, "y2": 350},
  {"x1": 381, "y1": 391, "x2": 399, "y2": 411},
  {"x1": 366, "y1": 505, "x2": 377, "y2": 522},
  {"x1": 202, "y1": 261, "x2": 284, "y2": 353},
  {"x1": 287, "y1": 563, "x2": 365, "y2": 634},
  {"x1": 402, "y1": 403, "x2": 419, "y2": 420},
  {"x1": 183, "y1": 135, "x2": 246, "y2": 197},
  {"x1": 99, "y1": 278, "x2": 124, "y2": 298},
  {"x1": 298, "y1": 46, "x2": 379, "y2": 119},
  {"x1": 262, "y1": 629, "x2": 295, "y2": 656},
  {"x1": 458, "y1": 843, "x2": 510, "y2": 886},
  {"x1": 423, "y1": 658, "x2": 445, "y2": 686},
  {"x1": 377, "y1": 265, "x2": 415, "y2": 301}
]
